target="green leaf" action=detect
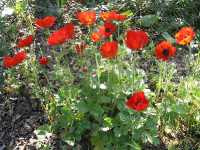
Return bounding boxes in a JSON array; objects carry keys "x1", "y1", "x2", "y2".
[
  {"x1": 138, "y1": 15, "x2": 159, "y2": 27},
  {"x1": 35, "y1": 124, "x2": 51, "y2": 135},
  {"x1": 117, "y1": 99, "x2": 126, "y2": 111},
  {"x1": 99, "y1": 96, "x2": 112, "y2": 103},
  {"x1": 127, "y1": 142, "x2": 141, "y2": 150},
  {"x1": 100, "y1": 71, "x2": 119, "y2": 86},
  {"x1": 118, "y1": 112, "x2": 129, "y2": 122},
  {"x1": 104, "y1": 117, "x2": 113, "y2": 127},
  {"x1": 162, "y1": 32, "x2": 176, "y2": 44},
  {"x1": 152, "y1": 136, "x2": 160, "y2": 145},
  {"x1": 0, "y1": 75, "x2": 4, "y2": 86},
  {"x1": 90, "y1": 103, "x2": 104, "y2": 118},
  {"x1": 172, "y1": 104, "x2": 187, "y2": 114},
  {"x1": 121, "y1": 10, "x2": 134, "y2": 17},
  {"x1": 143, "y1": 132, "x2": 160, "y2": 145},
  {"x1": 15, "y1": 0, "x2": 26, "y2": 14},
  {"x1": 0, "y1": 49, "x2": 6, "y2": 57},
  {"x1": 91, "y1": 135, "x2": 105, "y2": 150},
  {"x1": 77, "y1": 101, "x2": 89, "y2": 113},
  {"x1": 168, "y1": 144, "x2": 177, "y2": 150}
]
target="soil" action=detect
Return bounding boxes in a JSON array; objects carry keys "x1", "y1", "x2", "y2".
[{"x1": 0, "y1": 91, "x2": 47, "y2": 150}]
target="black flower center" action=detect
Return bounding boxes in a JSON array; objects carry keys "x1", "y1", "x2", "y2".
[
  {"x1": 135, "y1": 99, "x2": 142, "y2": 106},
  {"x1": 105, "y1": 28, "x2": 111, "y2": 33},
  {"x1": 162, "y1": 48, "x2": 169, "y2": 56}
]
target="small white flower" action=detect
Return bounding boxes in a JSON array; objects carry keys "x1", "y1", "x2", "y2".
[
  {"x1": 92, "y1": 84, "x2": 97, "y2": 89},
  {"x1": 195, "y1": 115, "x2": 200, "y2": 121},
  {"x1": 65, "y1": 140, "x2": 75, "y2": 146},
  {"x1": 144, "y1": 89, "x2": 151, "y2": 94},
  {"x1": 100, "y1": 83, "x2": 107, "y2": 90},
  {"x1": 125, "y1": 47, "x2": 132, "y2": 54},
  {"x1": 165, "y1": 126, "x2": 172, "y2": 134},
  {"x1": 166, "y1": 107, "x2": 171, "y2": 112},
  {"x1": 54, "y1": 94, "x2": 60, "y2": 102},
  {"x1": 100, "y1": 127, "x2": 110, "y2": 132},
  {"x1": 1, "y1": 7, "x2": 14, "y2": 17}
]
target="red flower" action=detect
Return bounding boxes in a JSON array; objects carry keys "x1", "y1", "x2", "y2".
[
  {"x1": 35, "y1": 16, "x2": 56, "y2": 29},
  {"x1": 100, "y1": 11, "x2": 127, "y2": 21},
  {"x1": 14, "y1": 51, "x2": 27, "y2": 64},
  {"x1": 115, "y1": 14, "x2": 127, "y2": 21},
  {"x1": 77, "y1": 11, "x2": 96, "y2": 26},
  {"x1": 17, "y1": 35, "x2": 33, "y2": 48},
  {"x1": 91, "y1": 32, "x2": 102, "y2": 42},
  {"x1": 3, "y1": 51, "x2": 27, "y2": 68},
  {"x1": 125, "y1": 30, "x2": 149, "y2": 50},
  {"x1": 100, "y1": 41, "x2": 118, "y2": 59},
  {"x1": 75, "y1": 42, "x2": 87, "y2": 55},
  {"x1": 126, "y1": 91, "x2": 149, "y2": 111},
  {"x1": 39, "y1": 56, "x2": 48, "y2": 65},
  {"x1": 98, "y1": 22, "x2": 117, "y2": 38},
  {"x1": 48, "y1": 23, "x2": 74, "y2": 46},
  {"x1": 155, "y1": 41, "x2": 176, "y2": 61},
  {"x1": 3, "y1": 56, "x2": 16, "y2": 68},
  {"x1": 175, "y1": 26, "x2": 195, "y2": 45}
]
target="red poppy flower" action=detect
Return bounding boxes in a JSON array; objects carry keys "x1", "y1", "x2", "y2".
[
  {"x1": 75, "y1": 42, "x2": 87, "y2": 55},
  {"x1": 175, "y1": 27, "x2": 195, "y2": 45},
  {"x1": 125, "y1": 30, "x2": 149, "y2": 50},
  {"x1": 17, "y1": 35, "x2": 33, "y2": 48},
  {"x1": 3, "y1": 51, "x2": 27, "y2": 68},
  {"x1": 100, "y1": 41, "x2": 118, "y2": 59},
  {"x1": 3, "y1": 56, "x2": 16, "y2": 68},
  {"x1": 35, "y1": 16, "x2": 56, "y2": 29},
  {"x1": 126, "y1": 91, "x2": 149, "y2": 111},
  {"x1": 155, "y1": 41, "x2": 176, "y2": 61},
  {"x1": 100, "y1": 11, "x2": 127, "y2": 21},
  {"x1": 14, "y1": 51, "x2": 27, "y2": 64},
  {"x1": 91, "y1": 32, "x2": 102, "y2": 42},
  {"x1": 100, "y1": 11, "x2": 114, "y2": 21},
  {"x1": 115, "y1": 14, "x2": 127, "y2": 21},
  {"x1": 77, "y1": 11, "x2": 96, "y2": 26},
  {"x1": 98, "y1": 22, "x2": 117, "y2": 38},
  {"x1": 39, "y1": 56, "x2": 48, "y2": 65},
  {"x1": 48, "y1": 23, "x2": 74, "y2": 46}
]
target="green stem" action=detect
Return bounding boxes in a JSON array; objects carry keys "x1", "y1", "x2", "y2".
[{"x1": 95, "y1": 53, "x2": 101, "y2": 85}]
